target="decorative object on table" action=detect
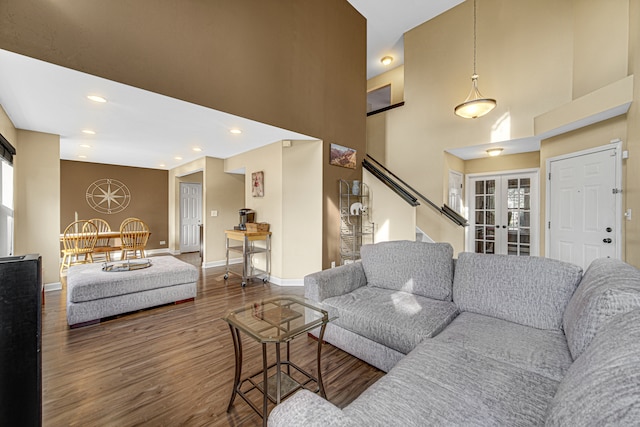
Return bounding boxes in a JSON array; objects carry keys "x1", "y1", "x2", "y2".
[
  {"x1": 252, "y1": 171, "x2": 264, "y2": 197},
  {"x1": 60, "y1": 220, "x2": 99, "y2": 273},
  {"x1": 329, "y1": 143, "x2": 357, "y2": 169},
  {"x1": 246, "y1": 222, "x2": 270, "y2": 232},
  {"x1": 101, "y1": 258, "x2": 152, "y2": 272},
  {"x1": 85, "y1": 178, "x2": 131, "y2": 214},
  {"x1": 352, "y1": 180, "x2": 360, "y2": 195},
  {"x1": 350, "y1": 202, "x2": 367, "y2": 216},
  {"x1": 119, "y1": 218, "x2": 150, "y2": 260}
]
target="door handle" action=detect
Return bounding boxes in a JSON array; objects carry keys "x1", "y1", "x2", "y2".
[
  {"x1": 606, "y1": 227, "x2": 612, "y2": 232},
  {"x1": 603, "y1": 238, "x2": 612, "y2": 244}
]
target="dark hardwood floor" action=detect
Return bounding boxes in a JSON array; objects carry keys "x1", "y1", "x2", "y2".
[{"x1": 44, "y1": 254, "x2": 384, "y2": 426}]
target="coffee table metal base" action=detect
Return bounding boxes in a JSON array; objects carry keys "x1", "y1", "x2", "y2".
[{"x1": 226, "y1": 324, "x2": 327, "y2": 426}]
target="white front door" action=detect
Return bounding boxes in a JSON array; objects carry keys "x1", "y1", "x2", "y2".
[
  {"x1": 467, "y1": 170, "x2": 539, "y2": 256},
  {"x1": 180, "y1": 182, "x2": 202, "y2": 253},
  {"x1": 547, "y1": 145, "x2": 621, "y2": 270}
]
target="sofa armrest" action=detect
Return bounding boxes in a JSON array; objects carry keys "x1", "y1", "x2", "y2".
[
  {"x1": 304, "y1": 262, "x2": 367, "y2": 302},
  {"x1": 268, "y1": 390, "x2": 348, "y2": 426}
]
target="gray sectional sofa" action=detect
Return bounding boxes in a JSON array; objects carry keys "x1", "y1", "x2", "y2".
[{"x1": 269, "y1": 241, "x2": 640, "y2": 426}]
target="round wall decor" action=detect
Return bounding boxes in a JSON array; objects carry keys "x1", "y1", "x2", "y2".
[{"x1": 86, "y1": 178, "x2": 131, "y2": 214}]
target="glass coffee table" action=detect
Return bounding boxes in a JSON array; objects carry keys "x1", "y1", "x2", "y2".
[{"x1": 223, "y1": 296, "x2": 332, "y2": 426}]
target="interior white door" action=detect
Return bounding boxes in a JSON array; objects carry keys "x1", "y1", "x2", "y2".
[
  {"x1": 468, "y1": 171, "x2": 538, "y2": 256},
  {"x1": 548, "y1": 146, "x2": 620, "y2": 270},
  {"x1": 448, "y1": 170, "x2": 464, "y2": 214},
  {"x1": 180, "y1": 182, "x2": 202, "y2": 253}
]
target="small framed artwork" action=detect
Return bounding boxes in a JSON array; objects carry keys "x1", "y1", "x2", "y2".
[
  {"x1": 330, "y1": 143, "x2": 357, "y2": 169},
  {"x1": 252, "y1": 171, "x2": 264, "y2": 197}
]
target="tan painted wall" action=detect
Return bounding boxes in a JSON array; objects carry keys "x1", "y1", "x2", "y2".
[
  {"x1": 60, "y1": 160, "x2": 169, "y2": 249},
  {"x1": 282, "y1": 141, "x2": 323, "y2": 279},
  {"x1": 572, "y1": 0, "x2": 629, "y2": 98},
  {"x1": 168, "y1": 157, "x2": 244, "y2": 265},
  {"x1": 364, "y1": 169, "x2": 416, "y2": 243},
  {"x1": 368, "y1": 0, "x2": 639, "y2": 264},
  {"x1": 225, "y1": 140, "x2": 323, "y2": 281},
  {"x1": 626, "y1": 0, "x2": 640, "y2": 267},
  {"x1": 367, "y1": 65, "x2": 405, "y2": 105},
  {"x1": 464, "y1": 152, "x2": 540, "y2": 175},
  {"x1": 14, "y1": 130, "x2": 60, "y2": 284},
  {"x1": 0, "y1": 106, "x2": 17, "y2": 145},
  {"x1": 0, "y1": 0, "x2": 366, "y2": 269},
  {"x1": 226, "y1": 142, "x2": 284, "y2": 277}
]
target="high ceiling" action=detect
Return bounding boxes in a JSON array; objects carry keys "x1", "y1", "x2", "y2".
[
  {"x1": 347, "y1": 0, "x2": 464, "y2": 79},
  {"x1": 0, "y1": 1, "x2": 462, "y2": 170}
]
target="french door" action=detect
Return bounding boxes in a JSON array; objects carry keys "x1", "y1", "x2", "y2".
[{"x1": 467, "y1": 170, "x2": 539, "y2": 256}]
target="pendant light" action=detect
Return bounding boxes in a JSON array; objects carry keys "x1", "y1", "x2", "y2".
[{"x1": 454, "y1": 0, "x2": 496, "y2": 119}]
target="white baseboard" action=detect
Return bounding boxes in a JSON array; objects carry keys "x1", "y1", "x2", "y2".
[
  {"x1": 203, "y1": 258, "x2": 242, "y2": 269},
  {"x1": 269, "y1": 277, "x2": 304, "y2": 287},
  {"x1": 44, "y1": 282, "x2": 62, "y2": 292}
]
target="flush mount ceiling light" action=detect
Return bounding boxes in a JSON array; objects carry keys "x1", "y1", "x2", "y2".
[
  {"x1": 87, "y1": 95, "x2": 107, "y2": 103},
  {"x1": 192, "y1": 147, "x2": 202, "y2": 152},
  {"x1": 80, "y1": 144, "x2": 91, "y2": 148},
  {"x1": 380, "y1": 56, "x2": 393, "y2": 66},
  {"x1": 454, "y1": 0, "x2": 496, "y2": 119},
  {"x1": 486, "y1": 147, "x2": 503, "y2": 157},
  {"x1": 174, "y1": 156, "x2": 183, "y2": 160},
  {"x1": 229, "y1": 128, "x2": 242, "y2": 134},
  {"x1": 82, "y1": 129, "x2": 96, "y2": 135}
]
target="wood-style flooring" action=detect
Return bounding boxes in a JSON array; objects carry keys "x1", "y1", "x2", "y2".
[{"x1": 44, "y1": 254, "x2": 384, "y2": 426}]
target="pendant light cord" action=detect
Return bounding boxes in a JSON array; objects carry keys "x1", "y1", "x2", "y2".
[{"x1": 473, "y1": 0, "x2": 477, "y2": 77}]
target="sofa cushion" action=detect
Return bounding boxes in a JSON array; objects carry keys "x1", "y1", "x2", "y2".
[
  {"x1": 545, "y1": 309, "x2": 640, "y2": 426},
  {"x1": 435, "y1": 312, "x2": 573, "y2": 381},
  {"x1": 453, "y1": 253, "x2": 582, "y2": 330},
  {"x1": 563, "y1": 257, "x2": 640, "y2": 360},
  {"x1": 360, "y1": 241, "x2": 454, "y2": 301},
  {"x1": 323, "y1": 286, "x2": 458, "y2": 354},
  {"x1": 343, "y1": 339, "x2": 560, "y2": 426}
]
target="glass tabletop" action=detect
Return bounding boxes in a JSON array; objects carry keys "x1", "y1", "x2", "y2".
[{"x1": 223, "y1": 296, "x2": 330, "y2": 343}]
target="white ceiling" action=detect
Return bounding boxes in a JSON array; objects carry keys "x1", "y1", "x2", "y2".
[
  {"x1": 347, "y1": 0, "x2": 464, "y2": 79},
  {"x1": 0, "y1": 1, "x2": 464, "y2": 170}
]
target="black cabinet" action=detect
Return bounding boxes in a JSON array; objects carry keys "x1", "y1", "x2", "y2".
[{"x1": 0, "y1": 254, "x2": 42, "y2": 427}]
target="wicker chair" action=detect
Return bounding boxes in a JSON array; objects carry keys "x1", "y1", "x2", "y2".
[
  {"x1": 60, "y1": 220, "x2": 98, "y2": 273},
  {"x1": 120, "y1": 218, "x2": 150, "y2": 260}
]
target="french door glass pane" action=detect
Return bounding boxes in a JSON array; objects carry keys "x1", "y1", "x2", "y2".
[{"x1": 471, "y1": 175, "x2": 533, "y2": 257}]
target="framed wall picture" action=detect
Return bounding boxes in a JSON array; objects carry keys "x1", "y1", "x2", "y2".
[
  {"x1": 252, "y1": 171, "x2": 264, "y2": 197},
  {"x1": 330, "y1": 143, "x2": 357, "y2": 169}
]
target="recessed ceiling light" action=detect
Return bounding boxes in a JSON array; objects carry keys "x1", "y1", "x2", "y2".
[
  {"x1": 82, "y1": 129, "x2": 96, "y2": 135},
  {"x1": 78, "y1": 155, "x2": 87, "y2": 159},
  {"x1": 193, "y1": 147, "x2": 202, "y2": 152},
  {"x1": 80, "y1": 144, "x2": 91, "y2": 148},
  {"x1": 87, "y1": 95, "x2": 107, "y2": 103},
  {"x1": 174, "y1": 156, "x2": 183, "y2": 160},
  {"x1": 229, "y1": 128, "x2": 242, "y2": 134},
  {"x1": 486, "y1": 148, "x2": 504, "y2": 157},
  {"x1": 380, "y1": 56, "x2": 393, "y2": 66},
  {"x1": 159, "y1": 163, "x2": 166, "y2": 168}
]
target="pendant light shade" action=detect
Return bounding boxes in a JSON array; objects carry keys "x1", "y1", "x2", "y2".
[
  {"x1": 454, "y1": 74, "x2": 496, "y2": 119},
  {"x1": 454, "y1": 0, "x2": 496, "y2": 119}
]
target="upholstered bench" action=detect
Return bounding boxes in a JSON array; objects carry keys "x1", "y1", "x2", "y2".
[{"x1": 66, "y1": 256, "x2": 198, "y2": 328}]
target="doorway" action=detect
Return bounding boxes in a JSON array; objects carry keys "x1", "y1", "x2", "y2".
[
  {"x1": 179, "y1": 182, "x2": 202, "y2": 253},
  {"x1": 546, "y1": 144, "x2": 622, "y2": 270},
  {"x1": 467, "y1": 170, "x2": 539, "y2": 256}
]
